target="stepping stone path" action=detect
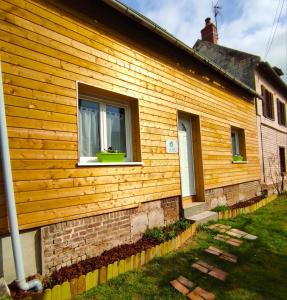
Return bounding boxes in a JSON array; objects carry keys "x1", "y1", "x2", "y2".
[
  {"x1": 204, "y1": 246, "x2": 238, "y2": 263},
  {"x1": 170, "y1": 223, "x2": 258, "y2": 299},
  {"x1": 192, "y1": 260, "x2": 228, "y2": 281},
  {"x1": 170, "y1": 276, "x2": 215, "y2": 299}
]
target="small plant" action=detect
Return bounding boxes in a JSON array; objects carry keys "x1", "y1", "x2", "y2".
[
  {"x1": 233, "y1": 154, "x2": 243, "y2": 162},
  {"x1": 106, "y1": 146, "x2": 119, "y2": 153},
  {"x1": 212, "y1": 205, "x2": 230, "y2": 212},
  {"x1": 143, "y1": 219, "x2": 192, "y2": 242},
  {"x1": 144, "y1": 227, "x2": 165, "y2": 242}
]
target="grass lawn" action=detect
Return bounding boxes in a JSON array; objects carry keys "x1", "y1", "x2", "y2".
[{"x1": 75, "y1": 195, "x2": 287, "y2": 300}]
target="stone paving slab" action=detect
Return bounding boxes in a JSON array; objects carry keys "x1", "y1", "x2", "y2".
[
  {"x1": 226, "y1": 238, "x2": 242, "y2": 247},
  {"x1": 187, "y1": 291, "x2": 204, "y2": 300},
  {"x1": 197, "y1": 260, "x2": 214, "y2": 270},
  {"x1": 226, "y1": 230, "x2": 243, "y2": 238},
  {"x1": 205, "y1": 246, "x2": 237, "y2": 263},
  {"x1": 208, "y1": 224, "x2": 220, "y2": 230},
  {"x1": 192, "y1": 262, "x2": 209, "y2": 273},
  {"x1": 214, "y1": 234, "x2": 229, "y2": 242},
  {"x1": 244, "y1": 234, "x2": 258, "y2": 240},
  {"x1": 193, "y1": 287, "x2": 215, "y2": 300},
  {"x1": 177, "y1": 275, "x2": 195, "y2": 290},
  {"x1": 230, "y1": 228, "x2": 248, "y2": 236},
  {"x1": 204, "y1": 246, "x2": 222, "y2": 256},
  {"x1": 208, "y1": 267, "x2": 228, "y2": 281},
  {"x1": 170, "y1": 279, "x2": 189, "y2": 295},
  {"x1": 192, "y1": 260, "x2": 228, "y2": 281},
  {"x1": 214, "y1": 234, "x2": 243, "y2": 247},
  {"x1": 219, "y1": 224, "x2": 232, "y2": 230}
]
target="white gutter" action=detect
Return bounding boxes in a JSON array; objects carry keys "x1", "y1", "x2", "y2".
[{"x1": 0, "y1": 61, "x2": 43, "y2": 292}]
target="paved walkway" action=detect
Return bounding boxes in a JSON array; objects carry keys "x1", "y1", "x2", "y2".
[{"x1": 169, "y1": 223, "x2": 258, "y2": 299}]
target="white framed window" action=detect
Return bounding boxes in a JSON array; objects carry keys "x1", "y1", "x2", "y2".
[
  {"x1": 231, "y1": 129, "x2": 240, "y2": 156},
  {"x1": 231, "y1": 126, "x2": 247, "y2": 162},
  {"x1": 78, "y1": 95, "x2": 132, "y2": 163}
]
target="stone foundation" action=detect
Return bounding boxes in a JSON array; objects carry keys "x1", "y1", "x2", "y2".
[
  {"x1": 205, "y1": 180, "x2": 261, "y2": 209},
  {"x1": 41, "y1": 196, "x2": 179, "y2": 275}
]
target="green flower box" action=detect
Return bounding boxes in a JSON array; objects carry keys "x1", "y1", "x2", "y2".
[
  {"x1": 96, "y1": 152, "x2": 126, "y2": 162},
  {"x1": 233, "y1": 155, "x2": 243, "y2": 162}
]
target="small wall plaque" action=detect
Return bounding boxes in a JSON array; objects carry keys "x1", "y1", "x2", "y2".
[{"x1": 166, "y1": 140, "x2": 178, "y2": 153}]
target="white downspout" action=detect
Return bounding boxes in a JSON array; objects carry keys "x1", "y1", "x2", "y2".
[{"x1": 0, "y1": 61, "x2": 42, "y2": 292}]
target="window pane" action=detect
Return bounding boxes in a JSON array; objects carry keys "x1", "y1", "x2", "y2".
[
  {"x1": 231, "y1": 132, "x2": 237, "y2": 155},
  {"x1": 106, "y1": 105, "x2": 126, "y2": 153},
  {"x1": 79, "y1": 100, "x2": 100, "y2": 157}
]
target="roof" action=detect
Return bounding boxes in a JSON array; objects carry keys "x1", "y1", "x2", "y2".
[
  {"x1": 193, "y1": 40, "x2": 287, "y2": 96},
  {"x1": 101, "y1": 0, "x2": 258, "y2": 97}
]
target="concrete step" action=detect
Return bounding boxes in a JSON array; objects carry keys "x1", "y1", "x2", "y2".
[
  {"x1": 187, "y1": 211, "x2": 218, "y2": 225},
  {"x1": 183, "y1": 202, "x2": 207, "y2": 218}
]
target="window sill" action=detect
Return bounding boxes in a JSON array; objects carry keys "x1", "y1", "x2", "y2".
[
  {"x1": 77, "y1": 162, "x2": 144, "y2": 167},
  {"x1": 232, "y1": 161, "x2": 248, "y2": 164}
]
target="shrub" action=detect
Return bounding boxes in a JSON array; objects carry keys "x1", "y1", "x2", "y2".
[
  {"x1": 143, "y1": 219, "x2": 192, "y2": 242},
  {"x1": 212, "y1": 205, "x2": 230, "y2": 212},
  {"x1": 144, "y1": 227, "x2": 165, "y2": 242}
]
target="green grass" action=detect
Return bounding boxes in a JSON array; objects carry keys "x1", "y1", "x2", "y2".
[{"x1": 75, "y1": 195, "x2": 287, "y2": 300}]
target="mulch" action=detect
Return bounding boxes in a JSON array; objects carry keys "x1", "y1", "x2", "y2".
[
  {"x1": 48, "y1": 236, "x2": 160, "y2": 288},
  {"x1": 229, "y1": 195, "x2": 264, "y2": 209}
]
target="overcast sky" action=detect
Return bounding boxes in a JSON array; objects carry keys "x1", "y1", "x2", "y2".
[{"x1": 120, "y1": 0, "x2": 287, "y2": 81}]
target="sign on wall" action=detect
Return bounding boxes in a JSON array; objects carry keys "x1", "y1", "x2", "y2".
[{"x1": 166, "y1": 140, "x2": 178, "y2": 153}]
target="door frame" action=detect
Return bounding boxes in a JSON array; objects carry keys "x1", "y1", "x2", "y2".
[{"x1": 177, "y1": 111, "x2": 205, "y2": 203}]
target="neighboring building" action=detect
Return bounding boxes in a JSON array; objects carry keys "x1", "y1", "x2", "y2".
[
  {"x1": 0, "y1": 0, "x2": 261, "y2": 282},
  {"x1": 194, "y1": 18, "x2": 287, "y2": 194}
]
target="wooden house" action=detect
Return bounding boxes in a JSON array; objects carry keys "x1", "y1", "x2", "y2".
[{"x1": 0, "y1": 0, "x2": 261, "y2": 282}]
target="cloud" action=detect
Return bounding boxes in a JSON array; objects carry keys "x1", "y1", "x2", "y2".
[{"x1": 121, "y1": 0, "x2": 287, "y2": 81}]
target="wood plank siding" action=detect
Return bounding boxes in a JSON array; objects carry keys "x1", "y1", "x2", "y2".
[{"x1": 0, "y1": 0, "x2": 261, "y2": 232}]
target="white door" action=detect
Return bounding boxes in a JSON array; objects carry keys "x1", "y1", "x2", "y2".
[{"x1": 178, "y1": 114, "x2": 196, "y2": 197}]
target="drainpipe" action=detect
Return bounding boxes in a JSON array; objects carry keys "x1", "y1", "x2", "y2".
[{"x1": 0, "y1": 62, "x2": 43, "y2": 292}]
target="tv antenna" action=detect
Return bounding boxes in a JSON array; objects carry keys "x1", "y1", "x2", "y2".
[{"x1": 213, "y1": 1, "x2": 222, "y2": 29}]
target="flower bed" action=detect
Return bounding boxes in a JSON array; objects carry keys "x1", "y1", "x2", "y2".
[
  {"x1": 10, "y1": 220, "x2": 196, "y2": 300},
  {"x1": 218, "y1": 194, "x2": 277, "y2": 219}
]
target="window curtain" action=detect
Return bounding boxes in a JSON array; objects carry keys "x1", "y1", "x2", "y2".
[
  {"x1": 106, "y1": 105, "x2": 126, "y2": 153},
  {"x1": 79, "y1": 104, "x2": 100, "y2": 157}
]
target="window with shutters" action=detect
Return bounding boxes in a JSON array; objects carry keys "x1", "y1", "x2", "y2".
[
  {"x1": 261, "y1": 85, "x2": 274, "y2": 120},
  {"x1": 277, "y1": 99, "x2": 286, "y2": 126}
]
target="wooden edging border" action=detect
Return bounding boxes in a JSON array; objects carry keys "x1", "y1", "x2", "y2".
[
  {"x1": 217, "y1": 194, "x2": 277, "y2": 220},
  {"x1": 24, "y1": 223, "x2": 197, "y2": 300}
]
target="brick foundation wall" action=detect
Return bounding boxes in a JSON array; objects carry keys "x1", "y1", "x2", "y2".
[
  {"x1": 41, "y1": 196, "x2": 179, "y2": 274},
  {"x1": 205, "y1": 180, "x2": 261, "y2": 208}
]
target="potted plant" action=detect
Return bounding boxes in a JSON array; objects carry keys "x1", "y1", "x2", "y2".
[
  {"x1": 96, "y1": 147, "x2": 126, "y2": 162},
  {"x1": 232, "y1": 154, "x2": 243, "y2": 162}
]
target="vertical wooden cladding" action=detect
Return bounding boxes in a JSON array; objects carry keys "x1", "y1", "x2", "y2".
[{"x1": 0, "y1": 0, "x2": 260, "y2": 232}]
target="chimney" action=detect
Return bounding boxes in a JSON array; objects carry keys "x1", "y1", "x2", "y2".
[{"x1": 201, "y1": 17, "x2": 218, "y2": 44}]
